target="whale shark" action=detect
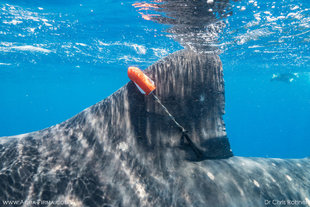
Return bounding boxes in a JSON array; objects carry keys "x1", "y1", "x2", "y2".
[{"x1": 0, "y1": 50, "x2": 310, "y2": 207}]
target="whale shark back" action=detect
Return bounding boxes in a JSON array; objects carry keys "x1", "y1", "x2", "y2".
[{"x1": 1, "y1": 50, "x2": 309, "y2": 207}]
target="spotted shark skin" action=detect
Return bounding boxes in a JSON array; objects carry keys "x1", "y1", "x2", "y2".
[{"x1": 0, "y1": 50, "x2": 310, "y2": 207}]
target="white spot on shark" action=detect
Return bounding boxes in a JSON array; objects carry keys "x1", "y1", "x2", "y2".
[
  {"x1": 118, "y1": 142, "x2": 129, "y2": 152},
  {"x1": 305, "y1": 197, "x2": 310, "y2": 206},
  {"x1": 80, "y1": 139, "x2": 88, "y2": 149},
  {"x1": 270, "y1": 176, "x2": 276, "y2": 183},
  {"x1": 86, "y1": 149, "x2": 94, "y2": 158},
  {"x1": 253, "y1": 179, "x2": 260, "y2": 187},
  {"x1": 136, "y1": 182, "x2": 147, "y2": 199},
  {"x1": 286, "y1": 175, "x2": 292, "y2": 181},
  {"x1": 207, "y1": 172, "x2": 215, "y2": 181},
  {"x1": 200, "y1": 95, "x2": 205, "y2": 102}
]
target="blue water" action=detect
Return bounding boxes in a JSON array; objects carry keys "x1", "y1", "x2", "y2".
[{"x1": 0, "y1": 0, "x2": 309, "y2": 158}]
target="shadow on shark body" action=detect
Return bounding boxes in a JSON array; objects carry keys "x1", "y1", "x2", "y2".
[{"x1": 0, "y1": 50, "x2": 309, "y2": 207}]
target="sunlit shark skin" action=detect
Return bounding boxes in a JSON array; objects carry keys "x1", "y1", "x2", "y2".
[{"x1": 0, "y1": 50, "x2": 310, "y2": 207}]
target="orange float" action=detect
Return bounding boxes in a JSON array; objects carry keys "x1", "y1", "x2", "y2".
[{"x1": 127, "y1": 66, "x2": 156, "y2": 95}]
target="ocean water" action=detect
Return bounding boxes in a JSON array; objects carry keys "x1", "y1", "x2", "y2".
[{"x1": 0, "y1": 0, "x2": 309, "y2": 158}]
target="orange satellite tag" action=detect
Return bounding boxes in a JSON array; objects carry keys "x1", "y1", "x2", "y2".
[{"x1": 127, "y1": 67, "x2": 156, "y2": 95}]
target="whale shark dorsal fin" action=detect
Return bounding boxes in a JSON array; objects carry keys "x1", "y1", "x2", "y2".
[{"x1": 127, "y1": 49, "x2": 233, "y2": 160}]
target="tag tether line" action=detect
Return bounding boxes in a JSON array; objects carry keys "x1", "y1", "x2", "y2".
[{"x1": 152, "y1": 93, "x2": 203, "y2": 158}]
